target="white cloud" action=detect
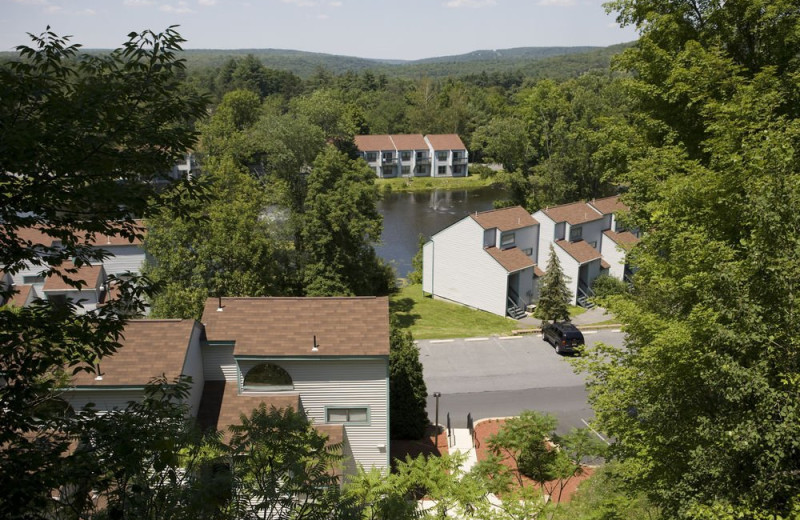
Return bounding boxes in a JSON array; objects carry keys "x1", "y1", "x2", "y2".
[
  {"x1": 198, "y1": 0, "x2": 217, "y2": 5},
  {"x1": 12, "y1": 0, "x2": 49, "y2": 5},
  {"x1": 159, "y1": 1, "x2": 195, "y2": 13},
  {"x1": 445, "y1": 0, "x2": 496, "y2": 7},
  {"x1": 329, "y1": 1, "x2": 342, "y2": 6},
  {"x1": 44, "y1": 5, "x2": 62, "y2": 13},
  {"x1": 538, "y1": 0, "x2": 575, "y2": 5},
  {"x1": 80, "y1": 8, "x2": 96, "y2": 15},
  {"x1": 123, "y1": 0, "x2": 156, "y2": 5}
]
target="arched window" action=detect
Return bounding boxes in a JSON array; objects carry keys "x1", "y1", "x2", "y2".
[{"x1": 243, "y1": 363, "x2": 293, "y2": 391}]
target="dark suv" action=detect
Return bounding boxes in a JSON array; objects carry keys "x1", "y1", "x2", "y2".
[{"x1": 541, "y1": 322, "x2": 585, "y2": 355}]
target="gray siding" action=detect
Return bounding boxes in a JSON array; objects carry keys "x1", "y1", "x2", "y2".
[
  {"x1": 100, "y1": 245, "x2": 147, "y2": 276},
  {"x1": 181, "y1": 323, "x2": 206, "y2": 417},
  {"x1": 202, "y1": 344, "x2": 237, "y2": 382}
]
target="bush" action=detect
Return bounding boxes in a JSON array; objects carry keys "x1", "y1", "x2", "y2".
[
  {"x1": 470, "y1": 163, "x2": 496, "y2": 179},
  {"x1": 590, "y1": 274, "x2": 629, "y2": 299}
]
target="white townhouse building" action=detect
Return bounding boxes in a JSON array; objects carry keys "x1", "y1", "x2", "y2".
[
  {"x1": 355, "y1": 134, "x2": 468, "y2": 178},
  {"x1": 425, "y1": 134, "x2": 469, "y2": 177},
  {"x1": 423, "y1": 206, "x2": 542, "y2": 318},
  {"x1": 422, "y1": 196, "x2": 639, "y2": 316},
  {"x1": 61, "y1": 296, "x2": 392, "y2": 479},
  {"x1": 3, "y1": 222, "x2": 149, "y2": 313}
]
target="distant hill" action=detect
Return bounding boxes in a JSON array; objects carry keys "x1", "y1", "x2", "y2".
[
  {"x1": 1, "y1": 43, "x2": 635, "y2": 80},
  {"x1": 178, "y1": 43, "x2": 634, "y2": 79}
]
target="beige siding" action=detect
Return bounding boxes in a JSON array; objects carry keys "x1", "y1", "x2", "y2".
[
  {"x1": 238, "y1": 358, "x2": 389, "y2": 473},
  {"x1": 64, "y1": 389, "x2": 144, "y2": 413}
]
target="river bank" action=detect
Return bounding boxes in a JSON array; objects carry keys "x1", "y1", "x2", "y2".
[{"x1": 376, "y1": 174, "x2": 498, "y2": 194}]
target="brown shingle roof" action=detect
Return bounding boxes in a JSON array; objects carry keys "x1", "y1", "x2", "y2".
[
  {"x1": 71, "y1": 319, "x2": 197, "y2": 386},
  {"x1": 14, "y1": 221, "x2": 146, "y2": 247},
  {"x1": 354, "y1": 135, "x2": 394, "y2": 152},
  {"x1": 471, "y1": 206, "x2": 538, "y2": 231},
  {"x1": 485, "y1": 247, "x2": 535, "y2": 273},
  {"x1": 534, "y1": 265, "x2": 545, "y2": 277},
  {"x1": 603, "y1": 230, "x2": 640, "y2": 247},
  {"x1": 42, "y1": 262, "x2": 105, "y2": 291},
  {"x1": 426, "y1": 134, "x2": 466, "y2": 150},
  {"x1": 555, "y1": 240, "x2": 602, "y2": 264},
  {"x1": 589, "y1": 195, "x2": 628, "y2": 215},
  {"x1": 201, "y1": 297, "x2": 390, "y2": 357},
  {"x1": 390, "y1": 134, "x2": 427, "y2": 150},
  {"x1": 542, "y1": 202, "x2": 603, "y2": 225},
  {"x1": 601, "y1": 259, "x2": 611, "y2": 269},
  {"x1": 6, "y1": 284, "x2": 34, "y2": 307}
]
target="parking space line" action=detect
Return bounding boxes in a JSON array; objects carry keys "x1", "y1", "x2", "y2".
[
  {"x1": 498, "y1": 336, "x2": 522, "y2": 340},
  {"x1": 465, "y1": 337, "x2": 488, "y2": 342},
  {"x1": 611, "y1": 329, "x2": 621, "y2": 333},
  {"x1": 583, "y1": 330, "x2": 598, "y2": 334},
  {"x1": 581, "y1": 418, "x2": 610, "y2": 445},
  {"x1": 429, "y1": 339, "x2": 455, "y2": 344}
]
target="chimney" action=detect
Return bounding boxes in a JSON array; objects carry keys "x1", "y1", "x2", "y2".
[
  {"x1": 312, "y1": 335, "x2": 319, "y2": 352},
  {"x1": 216, "y1": 295, "x2": 223, "y2": 312}
]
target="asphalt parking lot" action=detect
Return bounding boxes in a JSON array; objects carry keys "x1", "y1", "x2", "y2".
[{"x1": 418, "y1": 329, "x2": 624, "y2": 436}]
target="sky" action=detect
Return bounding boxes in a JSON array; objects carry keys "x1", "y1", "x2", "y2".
[{"x1": 1, "y1": 0, "x2": 639, "y2": 61}]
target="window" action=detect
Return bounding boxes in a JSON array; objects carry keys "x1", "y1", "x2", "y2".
[
  {"x1": 48, "y1": 294, "x2": 68, "y2": 308},
  {"x1": 569, "y1": 226, "x2": 582, "y2": 241},
  {"x1": 588, "y1": 241, "x2": 597, "y2": 249},
  {"x1": 365, "y1": 152, "x2": 377, "y2": 162},
  {"x1": 401, "y1": 165, "x2": 411, "y2": 175},
  {"x1": 523, "y1": 248, "x2": 533, "y2": 256},
  {"x1": 400, "y1": 151, "x2": 411, "y2": 161},
  {"x1": 436, "y1": 151, "x2": 448, "y2": 161},
  {"x1": 326, "y1": 407, "x2": 369, "y2": 424},
  {"x1": 415, "y1": 165, "x2": 428, "y2": 174},
  {"x1": 438, "y1": 166, "x2": 447, "y2": 175},
  {"x1": 501, "y1": 233, "x2": 515, "y2": 247},
  {"x1": 416, "y1": 151, "x2": 427, "y2": 160},
  {"x1": 453, "y1": 165, "x2": 463, "y2": 174},
  {"x1": 23, "y1": 275, "x2": 45, "y2": 284},
  {"x1": 453, "y1": 152, "x2": 461, "y2": 160},
  {"x1": 382, "y1": 152, "x2": 393, "y2": 162},
  {"x1": 243, "y1": 363, "x2": 293, "y2": 391}
]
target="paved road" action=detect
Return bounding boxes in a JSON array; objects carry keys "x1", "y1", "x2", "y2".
[{"x1": 419, "y1": 329, "x2": 625, "y2": 435}]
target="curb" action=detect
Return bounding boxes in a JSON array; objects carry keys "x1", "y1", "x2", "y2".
[{"x1": 511, "y1": 323, "x2": 623, "y2": 335}]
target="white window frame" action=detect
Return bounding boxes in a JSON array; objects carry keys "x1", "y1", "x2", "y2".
[
  {"x1": 325, "y1": 406, "x2": 370, "y2": 425},
  {"x1": 569, "y1": 226, "x2": 582, "y2": 241},
  {"x1": 501, "y1": 233, "x2": 516, "y2": 247}
]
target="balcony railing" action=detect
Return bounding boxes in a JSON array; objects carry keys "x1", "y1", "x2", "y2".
[
  {"x1": 382, "y1": 157, "x2": 398, "y2": 164},
  {"x1": 415, "y1": 157, "x2": 431, "y2": 164},
  {"x1": 452, "y1": 157, "x2": 468, "y2": 165}
]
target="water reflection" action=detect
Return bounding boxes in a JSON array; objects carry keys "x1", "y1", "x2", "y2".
[{"x1": 376, "y1": 185, "x2": 509, "y2": 278}]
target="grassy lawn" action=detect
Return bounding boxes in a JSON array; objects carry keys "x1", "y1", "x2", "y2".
[
  {"x1": 391, "y1": 284, "x2": 519, "y2": 339},
  {"x1": 569, "y1": 305, "x2": 587, "y2": 318},
  {"x1": 377, "y1": 175, "x2": 495, "y2": 194}
]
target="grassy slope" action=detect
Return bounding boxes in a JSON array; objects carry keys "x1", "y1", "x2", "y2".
[{"x1": 376, "y1": 175, "x2": 496, "y2": 194}]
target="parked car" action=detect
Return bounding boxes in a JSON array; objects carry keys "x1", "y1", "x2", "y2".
[{"x1": 542, "y1": 321, "x2": 584, "y2": 355}]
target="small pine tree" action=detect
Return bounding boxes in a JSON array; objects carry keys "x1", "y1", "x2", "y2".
[
  {"x1": 389, "y1": 321, "x2": 429, "y2": 439},
  {"x1": 534, "y1": 245, "x2": 571, "y2": 323}
]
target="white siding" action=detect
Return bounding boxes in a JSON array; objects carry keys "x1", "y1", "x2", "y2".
[
  {"x1": 533, "y1": 211, "x2": 556, "y2": 267},
  {"x1": 239, "y1": 358, "x2": 389, "y2": 472},
  {"x1": 422, "y1": 242, "x2": 434, "y2": 294},
  {"x1": 567, "y1": 218, "x2": 606, "y2": 250},
  {"x1": 202, "y1": 344, "x2": 237, "y2": 382},
  {"x1": 553, "y1": 243, "x2": 581, "y2": 305},
  {"x1": 100, "y1": 245, "x2": 147, "y2": 277},
  {"x1": 181, "y1": 323, "x2": 206, "y2": 417},
  {"x1": 600, "y1": 235, "x2": 627, "y2": 280},
  {"x1": 426, "y1": 218, "x2": 509, "y2": 316}
]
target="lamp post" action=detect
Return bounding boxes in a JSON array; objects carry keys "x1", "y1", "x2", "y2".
[{"x1": 433, "y1": 391, "x2": 442, "y2": 448}]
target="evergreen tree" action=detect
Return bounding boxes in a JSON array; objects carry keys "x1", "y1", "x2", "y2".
[
  {"x1": 389, "y1": 323, "x2": 428, "y2": 440},
  {"x1": 534, "y1": 245, "x2": 571, "y2": 323}
]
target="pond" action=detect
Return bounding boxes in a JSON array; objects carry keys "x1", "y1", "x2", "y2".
[{"x1": 375, "y1": 184, "x2": 509, "y2": 278}]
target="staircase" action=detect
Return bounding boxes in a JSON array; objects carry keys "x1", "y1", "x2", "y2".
[
  {"x1": 577, "y1": 283, "x2": 595, "y2": 309},
  {"x1": 507, "y1": 301, "x2": 527, "y2": 319}
]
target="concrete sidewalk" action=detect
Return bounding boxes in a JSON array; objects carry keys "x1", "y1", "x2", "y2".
[
  {"x1": 517, "y1": 305, "x2": 613, "y2": 329},
  {"x1": 449, "y1": 427, "x2": 478, "y2": 472}
]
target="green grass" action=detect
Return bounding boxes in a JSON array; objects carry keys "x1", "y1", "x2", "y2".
[
  {"x1": 390, "y1": 284, "x2": 519, "y2": 340},
  {"x1": 569, "y1": 305, "x2": 587, "y2": 318},
  {"x1": 377, "y1": 175, "x2": 496, "y2": 194}
]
